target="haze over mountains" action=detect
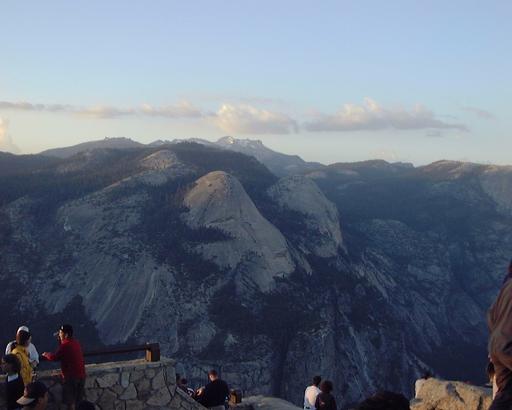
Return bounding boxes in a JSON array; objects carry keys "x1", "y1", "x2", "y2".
[{"x1": 1, "y1": 137, "x2": 511, "y2": 408}]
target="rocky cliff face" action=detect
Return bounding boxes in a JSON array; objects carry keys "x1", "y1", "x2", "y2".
[{"x1": 0, "y1": 141, "x2": 510, "y2": 409}]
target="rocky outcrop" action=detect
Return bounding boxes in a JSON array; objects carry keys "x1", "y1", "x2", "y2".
[
  {"x1": 268, "y1": 175, "x2": 344, "y2": 257},
  {"x1": 182, "y1": 171, "x2": 295, "y2": 292},
  {"x1": 240, "y1": 396, "x2": 302, "y2": 410},
  {"x1": 411, "y1": 378, "x2": 492, "y2": 410}
]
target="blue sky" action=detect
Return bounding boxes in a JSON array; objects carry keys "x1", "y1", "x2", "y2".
[{"x1": 0, "y1": 1, "x2": 510, "y2": 165}]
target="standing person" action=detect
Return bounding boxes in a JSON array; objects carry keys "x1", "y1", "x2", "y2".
[
  {"x1": 488, "y1": 260, "x2": 512, "y2": 410},
  {"x1": 42, "y1": 324, "x2": 86, "y2": 410},
  {"x1": 16, "y1": 381, "x2": 49, "y2": 410},
  {"x1": 1, "y1": 354, "x2": 25, "y2": 410},
  {"x1": 195, "y1": 369, "x2": 229, "y2": 410},
  {"x1": 304, "y1": 375, "x2": 322, "y2": 410},
  {"x1": 11, "y1": 330, "x2": 33, "y2": 386},
  {"x1": 314, "y1": 380, "x2": 337, "y2": 410},
  {"x1": 5, "y1": 326, "x2": 39, "y2": 368}
]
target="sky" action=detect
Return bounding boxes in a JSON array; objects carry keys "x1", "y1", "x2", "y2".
[{"x1": 0, "y1": 1, "x2": 510, "y2": 165}]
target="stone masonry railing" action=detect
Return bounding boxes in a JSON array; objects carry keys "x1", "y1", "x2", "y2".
[{"x1": 0, "y1": 357, "x2": 207, "y2": 410}]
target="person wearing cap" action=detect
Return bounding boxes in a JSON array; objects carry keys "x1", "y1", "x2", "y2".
[
  {"x1": 488, "y1": 260, "x2": 512, "y2": 409},
  {"x1": 11, "y1": 330, "x2": 34, "y2": 386},
  {"x1": 42, "y1": 324, "x2": 85, "y2": 410},
  {"x1": 16, "y1": 381, "x2": 48, "y2": 410},
  {"x1": 5, "y1": 326, "x2": 40, "y2": 368}
]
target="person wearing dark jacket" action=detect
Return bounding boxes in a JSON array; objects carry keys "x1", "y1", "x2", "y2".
[
  {"x1": 196, "y1": 369, "x2": 229, "y2": 410},
  {"x1": 42, "y1": 324, "x2": 86, "y2": 410},
  {"x1": 2, "y1": 354, "x2": 25, "y2": 410},
  {"x1": 315, "y1": 380, "x2": 337, "y2": 410},
  {"x1": 488, "y1": 260, "x2": 512, "y2": 409}
]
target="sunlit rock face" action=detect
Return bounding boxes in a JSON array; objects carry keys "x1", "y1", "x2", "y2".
[
  {"x1": 183, "y1": 171, "x2": 295, "y2": 292},
  {"x1": 268, "y1": 175, "x2": 343, "y2": 257}
]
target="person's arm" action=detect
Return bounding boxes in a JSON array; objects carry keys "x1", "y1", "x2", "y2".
[
  {"x1": 5, "y1": 341, "x2": 12, "y2": 355},
  {"x1": 29, "y1": 343, "x2": 39, "y2": 366},
  {"x1": 42, "y1": 342, "x2": 64, "y2": 361}
]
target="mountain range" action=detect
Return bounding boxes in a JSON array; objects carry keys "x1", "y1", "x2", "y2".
[{"x1": 1, "y1": 137, "x2": 510, "y2": 409}]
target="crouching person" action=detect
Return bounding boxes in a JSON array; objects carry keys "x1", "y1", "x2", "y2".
[{"x1": 42, "y1": 325, "x2": 86, "y2": 410}]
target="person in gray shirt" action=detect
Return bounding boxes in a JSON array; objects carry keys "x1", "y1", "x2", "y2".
[{"x1": 5, "y1": 326, "x2": 39, "y2": 368}]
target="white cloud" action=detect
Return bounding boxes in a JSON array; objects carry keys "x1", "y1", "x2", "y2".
[
  {"x1": 213, "y1": 104, "x2": 298, "y2": 135},
  {"x1": 140, "y1": 101, "x2": 203, "y2": 118},
  {"x1": 75, "y1": 105, "x2": 137, "y2": 119},
  {"x1": 0, "y1": 118, "x2": 20, "y2": 154},
  {"x1": 0, "y1": 101, "x2": 72, "y2": 112},
  {"x1": 304, "y1": 98, "x2": 468, "y2": 132},
  {"x1": 461, "y1": 106, "x2": 495, "y2": 120}
]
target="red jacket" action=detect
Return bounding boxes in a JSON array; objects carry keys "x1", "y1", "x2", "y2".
[{"x1": 45, "y1": 338, "x2": 85, "y2": 380}]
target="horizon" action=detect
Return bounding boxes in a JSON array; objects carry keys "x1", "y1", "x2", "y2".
[{"x1": 1, "y1": 1, "x2": 510, "y2": 166}]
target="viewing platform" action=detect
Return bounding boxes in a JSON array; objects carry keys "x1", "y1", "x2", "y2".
[{"x1": 0, "y1": 354, "x2": 205, "y2": 410}]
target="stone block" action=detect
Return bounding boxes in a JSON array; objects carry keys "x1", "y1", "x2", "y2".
[
  {"x1": 121, "y1": 372, "x2": 130, "y2": 388},
  {"x1": 169, "y1": 396, "x2": 182, "y2": 410},
  {"x1": 85, "y1": 377, "x2": 98, "y2": 389},
  {"x1": 112, "y1": 384, "x2": 124, "y2": 395},
  {"x1": 146, "y1": 387, "x2": 171, "y2": 407},
  {"x1": 97, "y1": 373, "x2": 119, "y2": 388},
  {"x1": 85, "y1": 388, "x2": 103, "y2": 403},
  {"x1": 125, "y1": 401, "x2": 144, "y2": 410},
  {"x1": 120, "y1": 383, "x2": 137, "y2": 400},
  {"x1": 152, "y1": 371, "x2": 166, "y2": 390},
  {"x1": 98, "y1": 389, "x2": 118, "y2": 410},
  {"x1": 130, "y1": 370, "x2": 144, "y2": 382},
  {"x1": 136, "y1": 378, "x2": 151, "y2": 402},
  {"x1": 114, "y1": 400, "x2": 126, "y2": 410},
  {"x1": 145, "y1": 369, "x2": 156, "y2": 379}
]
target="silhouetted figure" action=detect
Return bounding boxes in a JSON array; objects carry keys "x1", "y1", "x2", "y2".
[
  {"x1": 196, "y1": 369, "x2": 229, "y2": 410},
  {"x1": 304, "y1": 375, "x2": 322, "y2": 410},
  {"x1": 42, "y1": 324, "x2": 85, "y2": 410},
  {"x1": 2, "y1": 354, "x2": 25, "y2": 410},
  {"x1": 314, "y1": 380, "x2": 337, "y2": 410},
  {"x1": 356, "y1": 391, "x2": 410, "y2": 410},
  {"x1": 488, "y1": 260, "x2": 512, "y2": 410}
]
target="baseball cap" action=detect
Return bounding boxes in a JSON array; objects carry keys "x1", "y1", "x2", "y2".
[
  {"x1": 17, "y1": 326, "x2": 29, "y2": 333},
  {"x1": 17, "y1": 381, "x2": 48, "y2": 406}
]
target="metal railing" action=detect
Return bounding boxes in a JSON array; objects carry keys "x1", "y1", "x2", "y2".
[{"x1": 83, "y1": 342, "x2": 160, "y2": 362}]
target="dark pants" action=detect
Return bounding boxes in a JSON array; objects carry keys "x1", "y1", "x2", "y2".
[{"x1": 63, "y1": 378, "x2": 85, "y2": 405}]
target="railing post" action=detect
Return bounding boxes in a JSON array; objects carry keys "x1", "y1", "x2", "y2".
[{"x1": 145, "y1": 343, "x2": 160, "y2": 362}]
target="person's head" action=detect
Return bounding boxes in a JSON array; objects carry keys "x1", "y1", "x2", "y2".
[
  {"x1": 319, "y1": 380, "x2": 333, "y2": 394},
  {"x1": 16, "y1": 330, "x2": 31, "y2": 347},
  {"x1": 312, "y1": 375, "x2": 322, "y2": 387},
  {"x1": 58, "y1": 324, "x2": 73, "y2": 341},
  {"x1": 422, "y1": 371, "x2": 432, "y2": 380},
  {"x1": 356, "y1": 391, "x2": 410, "y2": 410},
  {"x1": 77, "y1": 401, "x2": 96, "y2": 410},
  {"x1": 208, "y1": 369, "x2": 218, "y2": 381},
  {"x1": 17, "y1": 381, "x2": 49, "y2": 410},
  {"x1": 2, "y1": 353, "x2": 21, "y2": 375}
]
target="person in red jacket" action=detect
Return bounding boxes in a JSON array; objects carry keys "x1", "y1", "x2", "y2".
[{"x1": 42, "y1": 324, "x2": 86, "y2": 410}]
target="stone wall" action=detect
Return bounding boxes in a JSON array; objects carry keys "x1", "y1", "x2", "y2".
[{"x1": 0, "y1": 357, "x2": 207, "y2": 410}]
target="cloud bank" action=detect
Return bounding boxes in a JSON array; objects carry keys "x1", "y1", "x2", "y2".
[
  {"x1": 0, "y1": 98, "x2": 469, "y2": 135},
  {"x1": 213, "y1": 104, "x2": 298, "y2": 134},
  {"x1": 0, "y1": 118, "x2": 20, "y2": 153},
  {"x1": 304, "y1": 98, "x2": 468, "y2": 132}
]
